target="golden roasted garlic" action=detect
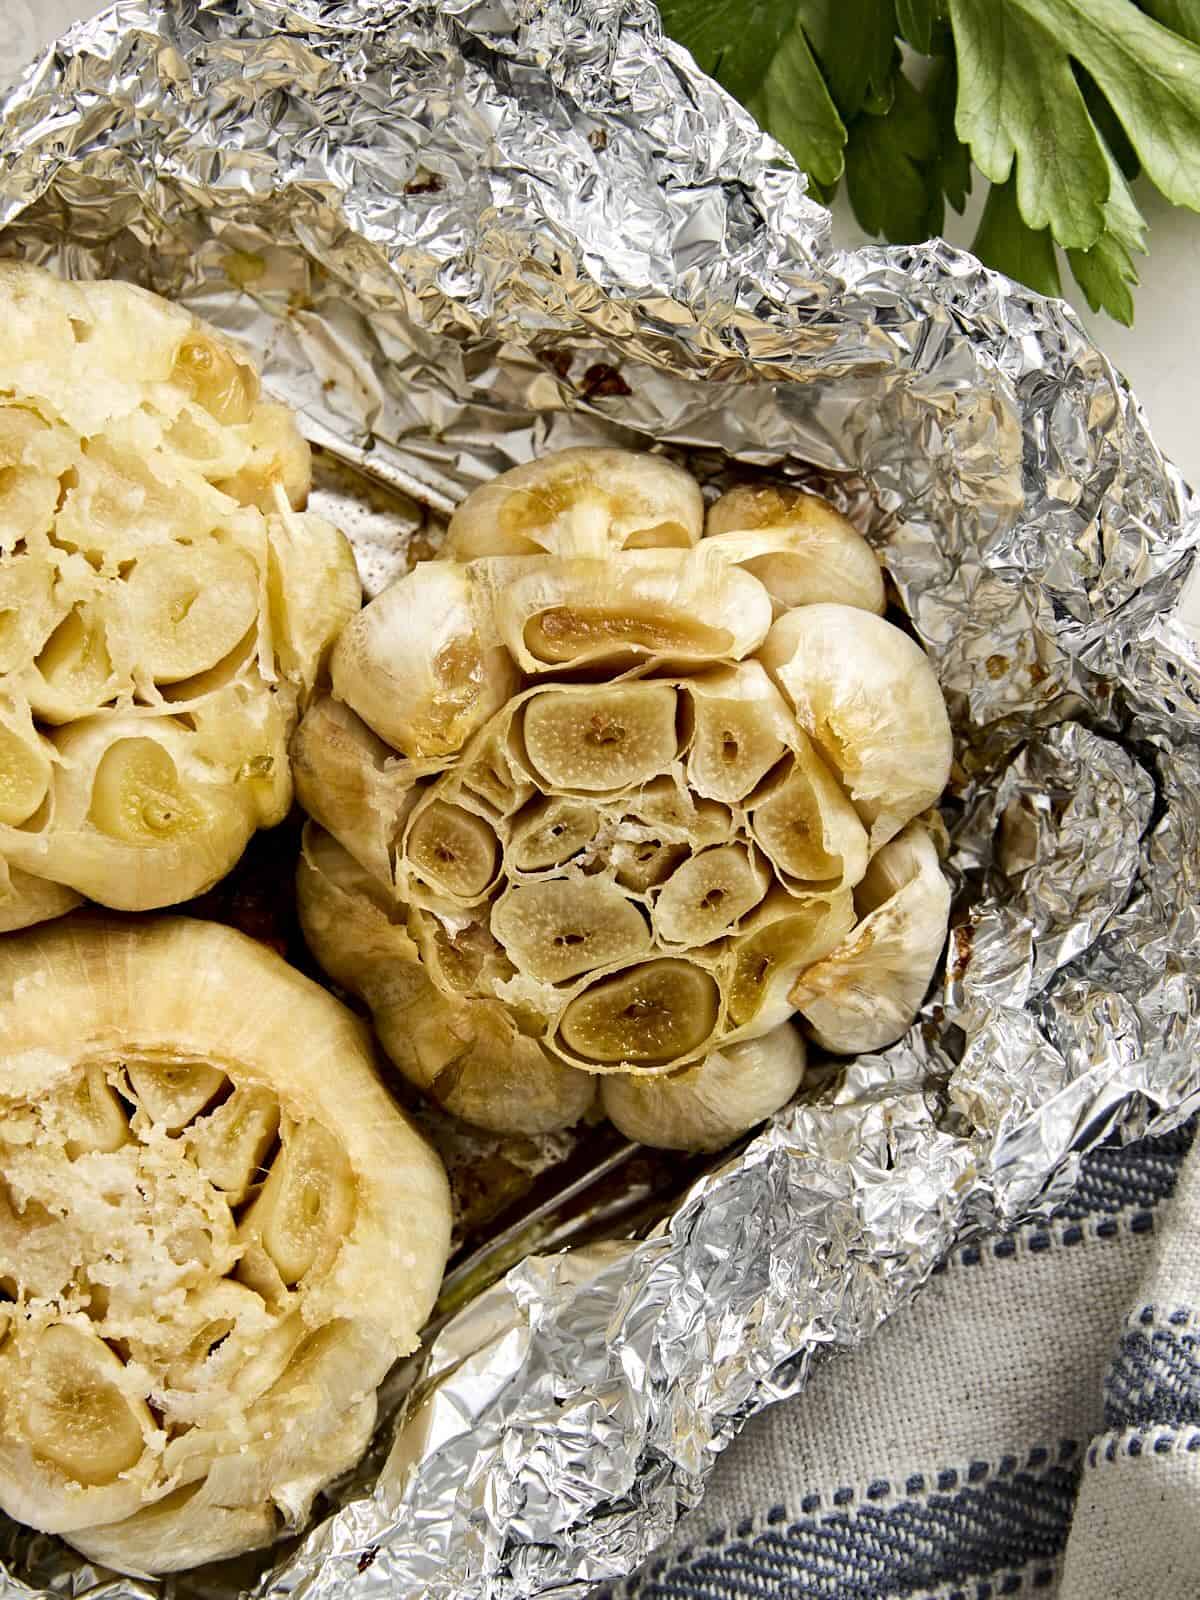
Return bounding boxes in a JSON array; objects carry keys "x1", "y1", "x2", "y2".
[
  {"x1": 0, "y1": 918, "x2": 451, "y2": 1576},
  {"x1": 295, "y1": 448, "x2": 954, "y2": 1151},
  {"x1": 0, "y1": 264, "x2": 360, "y2": 928}
]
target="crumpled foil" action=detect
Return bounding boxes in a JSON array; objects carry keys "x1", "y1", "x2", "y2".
[{"x1": 2, "y1": 2, "x2": 1200, "y2": 1596}]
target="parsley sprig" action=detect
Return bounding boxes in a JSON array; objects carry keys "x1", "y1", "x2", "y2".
[{"x1": 659, "y1": 0, "x2": 1200, "y2": 323}]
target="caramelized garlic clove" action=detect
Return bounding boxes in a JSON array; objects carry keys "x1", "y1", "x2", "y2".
[
  {"x1": 790, "y1": 820, "x2": 952, "y2": 1053},
  {"x1": 704, "y1": 484, "x2": 884, "y2": 614},
  {"x1": 726, "y1": 890, "x2": 856, "y2": 1032},
  {"x1": 445, "y1": 446, "x2": 703, "y2": 559},
  {"x1": 27, "y1": 603, "x2": 117, "y2": 725},
  {"x1": 760, "y1": 603, "x2": 953, "y2": 852},
  {"x1": 748, "y1": 739, "x2": 869, "y2": 891},
  {"x1": 494, "y1": 549, "x2": 772, "y2": 673},
  {"x1": 601, "y1": 1023, "x2": 806, "y2": 1151},
  {"x1": 403, "y1": 798, "x2": 500, "y2": 902},
  {"x1": 171, "y1": 331, "x2": 259, "y2": 426},
  {"x1": 652, "y1": 843, "x2": 769, "y2": 946},
  {"x1": 557, "y1": 958, "x2": 721, "y2": 1067},
  {"x1": 492, "y1": 876, "x2": 652, "y2": 982},
  {"x1": 521, "y1": 682, "x2": 679, "y2": 793},
  {"x1": 684, "y1": 662, "x2": 792, "y2": 803},
  {"x1": 507, "y1": 796, "x2": 601, "y2": 873}
]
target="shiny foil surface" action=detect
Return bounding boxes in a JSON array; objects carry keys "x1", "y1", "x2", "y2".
[{"x1": 2, "y1": 2, "x2": 1199, "y2": 1596}]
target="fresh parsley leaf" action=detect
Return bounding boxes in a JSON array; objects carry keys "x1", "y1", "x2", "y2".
[
  {"x1": 1137, "y1": 0, "x2": 1200, "y2": 46},
  {"x1": 949, "y1": 0, "x2": 1110, "y2": 248},
  {"x1": 972, "y1": 175, "x2": 1063, "y2": 300},
  {"x1": 656, "y1": 0, "x2": 792, "y2": 106},
  {"x1": 746, "y1": 15, "x2": 847, "y2": 187},
  {"x1": 895, "y1": 0, "x2": 945, "y2": 53},
  {"x1": 846, "y1": 73, "x2": 942, "y2": 241},
  {"x1": 1066, "y1": 143, "x2": 1148, "y2": 325},
  {"x1": 930, "y1": 55, "x2": 971, "y2": 213},
  {"x1": 1025, "y1": 0, "x2": 1200, "y2": 213},
  {"x1": 797, "y1": 1, "x2": 898, "y2": 120}
]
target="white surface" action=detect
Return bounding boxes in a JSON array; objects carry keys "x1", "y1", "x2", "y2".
[{"x1": 3, "y1": 0, "x2": 1198, "y2": 483}]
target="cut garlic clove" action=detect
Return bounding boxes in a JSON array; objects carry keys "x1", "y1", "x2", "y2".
[
  {"x1": 240, "y1": 1118, "x2": 356, "y2": 1288},
  {"x1": 331, "y1": 561, "x2": 516, "y2": 759},
  {"x1": 790, "y1": 820, "x2": 952, "y2": 1053},
  {"x1": 508, "y1": 796, "x2": 601, "y2": 873},
  {"x1": 19, "y1": 1323, "x2": 152, "y2": 1490},
  {"x1": 492, "y1": 876, "x2": 652, "y2": 982},
  {"x1": 87, "y1": 735, "x2": 207, "y2": 846},
  {"x1": 455, "y1": 712, "x2": 537, "y2": 818},
  {"x1": 652, "y1": 843, "x2": 769, "y2": 946},
  {"x1": 50, "y1": 1064, "x2": 130, "y2": 1158},
  {"x1": 403, "y1": 797, "x2": 500, "y2": 902},
  {"x1": 493, "y1": 548, "x2": 773, "y2": 673},
  {"x1": 121, "y1": 540, "x2": 260, "y2": 684},
  {"x1": 726, "y1": 889, "x2": 856, "y2": 1032},
  {"x1": 410, "y1": 904, "x2": 515, "y2": 996},
  {"x1": 684, "y1": 662, "x2": 793, "y2": 803},
  {"x1": 291, "y1": 692, "x2": 416, "y2": 888},
  {"x1": 556, "y1": 958, "x2": 721, "y2": 1068},
  {"x1": 760, "y1": 603, "x2": 953, "y2": 852},
  {"x1": 521, "y1": 682, "x2": 679, "y2": 793},
  {"x1": 704, "y1": 484, "x2": 884, "y2": 614},
  {"x1": 125, "y1": 1060, "x2": 227, "y2": 1133},
  {"x1": 601, "y1": 1023, "x2": 806, "y2": 1151},
  {"x1": 748, "y1": 738, "x2": 869, "y2": 892},
  {"x1": 0, "y1": 714, "x2": 51, "y2": 827},
  {"x1": 446, "y1": 447, "x2": 703, "y2": 559},
  {"x1": 26, "y1": 602, "x2": 117, "y2": 725},
  {"x1": 0, "y1": 551, "x2": 66, "y2": 675},
  {"x1": 187, "y1": 1086, "x2": 281, "y2": 1205}
]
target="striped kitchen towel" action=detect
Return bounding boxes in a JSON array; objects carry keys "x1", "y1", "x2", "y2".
[{"x1": 608, "y1": 1118, "x2": 1197, "y2": 1600}]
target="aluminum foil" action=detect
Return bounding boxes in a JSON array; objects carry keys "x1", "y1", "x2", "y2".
[{"x1": 2, "y1": 2, "x2": 1200, "y2": 1596}]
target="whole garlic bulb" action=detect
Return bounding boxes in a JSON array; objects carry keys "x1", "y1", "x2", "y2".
[
  {"x1": 0, "y1": 263, "x2": 361, "y2": 928},
  {"x1": 0, "y1": 917, "x2": 451, "y2": 1577},
  {"x1": 294, "y1": 449, "x2": 954, "y2": 1151}
]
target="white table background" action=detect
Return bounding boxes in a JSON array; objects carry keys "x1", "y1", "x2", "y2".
[{"x1": 3, "y1": 0, "x2": 1198, "y2": 487}]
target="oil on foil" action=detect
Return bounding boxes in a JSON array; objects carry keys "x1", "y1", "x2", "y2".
[{"x1": 1, "y1": 2, "x2": 1198, "y2": 1596}]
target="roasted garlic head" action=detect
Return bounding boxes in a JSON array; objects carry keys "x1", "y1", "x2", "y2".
[
  {"x1": 0, "y1": 917, "x2": 451, "y2": 1576},
  {"x1": 294, "y1": 448, "x2": 954, "y2": 1151},
  {"x1": 0, "y1": 264, "x2": 360, "y2": 929}
]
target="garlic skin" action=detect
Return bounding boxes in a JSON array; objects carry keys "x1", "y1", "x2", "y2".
[
  {"x1": 0, "y1": 917, "x2": 450, "y2": 1576},
  {"x1": 294, "y1": 448, "x2": 953, "y2": 1151},
  {"x1": 445, "y1": 446, "x2": 703, "y2": 559},
  {"x1": 0, "y1": 262, "x2": 361, "y2": 929},
  {"x1": 704, "y1": 483, "x2": 885, "y2": 615},
  {"x1": 759, "y1": 603, "x2": 953, "y2": 852},
  {"x1": 789, "y1": 820, "x2": 953, "y2": 1053},
  {"x1": 331, "y1": 560, "x2": 517, "y2": 758}
]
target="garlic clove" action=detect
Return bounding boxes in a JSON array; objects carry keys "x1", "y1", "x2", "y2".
[
  {"x1": 726, "y1": 889, "x2": 856, "y2": 1033},
  {"x1": 747, "y1": 736, "x2": 869, "y2": 892},
  {"x1": 704, "y1": 484, "x2": 884, "y2": 614},
  {"x1": 520, "y1": 681, "x2": 680, "y2": 793},
  {"x1": 120, "y1": 539, "x2": 260, "y2": 685},
  {"x1": 789, "y1": 819, "x2": 952, "y2": 1053},
  {"x1": 492, "y1": 876, "x2": 652, "y2": 982},
  {"x1": 489, "y1": 547, "x2": 773, "y2": 673},
  {"x1": 652, "y1": 843, "x2": 769, "y2": 946},
  {"x1": 556, "y1": 958, "x2": 721, "y2": 1068},
  {"x1": 684, "y1": 662, "x2": 793, "y2": 803},
  {"x1": 759, "y1": 603, "x2": 953, "y2": 852},
  {"x1": 445, "y1": 446, "x2": 703, "y2": 559},
  {"x1": 331, "y1": 561, "x2": 516, "y2": 759},
  {"x1": 601, "y1": 1022, "x2": 806, "y2": 1151}
]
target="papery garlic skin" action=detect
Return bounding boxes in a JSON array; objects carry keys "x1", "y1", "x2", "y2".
[
  {"x1": 0, "y1": 917, "x2": 450, "y2": 1576},
  {"x1": 297, "y1": 448, "x2": 953, "y2": 1151},
  {"x1": 0, "y1": 263, "x2": 360, "y2": 928}
]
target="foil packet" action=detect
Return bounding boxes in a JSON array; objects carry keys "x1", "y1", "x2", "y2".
[{"x1": 2, "y1": 2, "x2": 1199, "y2": 1597}]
